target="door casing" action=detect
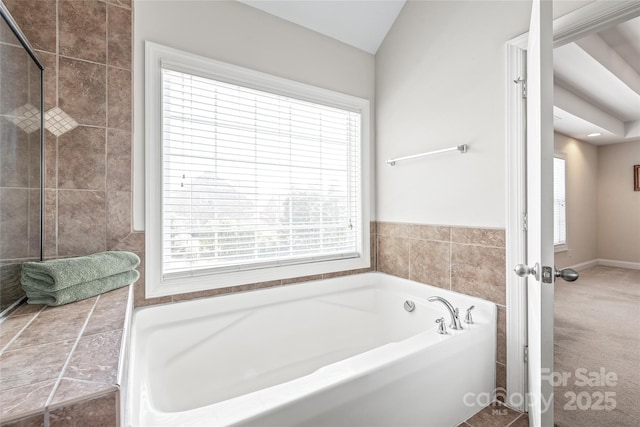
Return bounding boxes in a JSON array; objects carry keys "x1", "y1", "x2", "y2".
[{"x1": 504, "y1": 0, "x2": 640, "y2": 413}]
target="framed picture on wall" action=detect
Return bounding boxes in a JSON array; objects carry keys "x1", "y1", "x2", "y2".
[{"x1": 635, "y1": 165, "x2": 640, "y2": 191}]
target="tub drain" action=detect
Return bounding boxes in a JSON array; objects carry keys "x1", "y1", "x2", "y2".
[{"x1": 404, "y1": 300, "x2": 416, "y2": 312}]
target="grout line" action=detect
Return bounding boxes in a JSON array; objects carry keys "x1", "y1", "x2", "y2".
[
  {"x1": 56, "y1": 54, "x2": 131, "y2": 72},
  {"x1": 449, "y1": 226, "x2": 452, "y2": 291},
  {"x1": 105, "y1": 1, "x2": 110, "y2": 251},
  {"x1": 55, "y1": 0, "x2": 59, "y2": 106},
  {"x1": 49, "y1": 122, "x2": 130, "y2": 132},
  {"x1": 105, "y1": 128, "x2": 110, "y2": 250},
  {"x1": 54, "y1": 164, "x2": 58, "y2": 258},
  {"x1": 105, "y1": 1, "x2": 110, "y2": 128},
  {"x1": 0, "y1": 185, "x2": 43, "y2": 190},
  {"x1": 450, "y1": 241, "x2": 506, "y2": 249},
  {"x1": 403, "y1": 237, "x2": 452, "y2": 244},
  {"x1": 407, "y1": 236, "x2": 411, "y2": 280},
  {"x1": 44, "y1": 295, "x2": 101, "y2": 408},
  {"x1": 52, "y1": 0, "x2": 60, "y2": 261},
  {"x1": 505, "y1": 413, "x2": 526, "y2": 426},
  {"x1": 54, "y1": 188, "x2": 108, "y2": 193},
  {"x1": 58, "y1": 376, "x2": 111, "y2": 386},
  {"x1": 0, "y1": 306, "x2": 47, "y2": 354}
]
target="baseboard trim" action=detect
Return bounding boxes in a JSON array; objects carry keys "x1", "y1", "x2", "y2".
[
  {"x1": 567, "y1": 258, "x2": 640, "y2": 271},
  {"x1": 598, "y1": 259, "x2": 640, "y2": 271},
  {"x1": 567, "y1": 259, "x2": 600, "y2": 271}
]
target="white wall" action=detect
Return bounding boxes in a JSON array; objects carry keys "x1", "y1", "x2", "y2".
[
  {"x1": 133, "y1": 0, "x2": 376, "y2": 229},
  {"x1": 597, "y1": 141, "x2": 640, "y2": 264},
  {"x1": 553, "y1": 133, "x2": 598, "y2": 269},
  {"x1": 375, "y1": 0, "x2": 591, "y2": 227}
]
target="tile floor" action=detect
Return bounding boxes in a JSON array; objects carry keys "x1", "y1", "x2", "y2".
[{"x1": 458, "y1": 401, "x2": 529, "y2": 427}]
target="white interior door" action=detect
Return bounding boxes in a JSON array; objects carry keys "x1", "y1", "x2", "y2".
[
  {"x1": 507, "y1": 0, "x2": 638, "y2": 422},
  {"x1": 524, "y1": 1, "x2": 555, "y2": 426}
]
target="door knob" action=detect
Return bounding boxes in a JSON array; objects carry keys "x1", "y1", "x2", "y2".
[
  {"x1": 555, "y1": 267, "x2": 579, "y2": 282},
  {"x1": 514, "y1": 263, "x2": 539, "y2": 279}
]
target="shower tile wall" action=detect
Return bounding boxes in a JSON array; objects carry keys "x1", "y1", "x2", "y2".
[
  {"x1": 2, "y1": 0, "x2": 142, "y2": 304},
  {"x1": 377, "y1": 222, "x2": 507, "y2": 394}
]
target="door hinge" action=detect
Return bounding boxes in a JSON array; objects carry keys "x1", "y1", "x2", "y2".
[
  {"x1": 524, "y1": 345, "x2": 529, "y2": 364},
  {"x1": 522, "y1": 212, "x2": 528, "y2": 231},
  {"x1": 514, "y1": 77, "x2": 527, "y2": 98}
]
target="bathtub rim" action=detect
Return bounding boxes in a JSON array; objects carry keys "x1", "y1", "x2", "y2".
[
  {"x1": 133, "y1": 271, "x2": 495, "y2": 320},
  {"x1": 127, "y1": 272, "x2": 497, "y2": 426}
]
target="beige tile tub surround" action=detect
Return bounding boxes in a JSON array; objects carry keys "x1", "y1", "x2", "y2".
[
  {"x1": 0, "y1": 285, "x2": 132, "y2": 426},
  {"x1": 376, "y1": 222, "x2": 507, "y2": 395}
]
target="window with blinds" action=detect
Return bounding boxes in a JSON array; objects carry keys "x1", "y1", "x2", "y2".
[
  {"x1": 161, "y1": 68, "x2": 362, "y2": 278},
  {"x1": 553, "y1": 156, "x2": 567, "y2": 248}
]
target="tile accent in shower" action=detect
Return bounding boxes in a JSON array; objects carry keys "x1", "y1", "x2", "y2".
[
  {"x1": 44, "y1": 107, "x2": 78, "y2": 137},
  {"x1": 4, "y1": 0, "x2": 136, "y2": 265},
  {"x1": 6, "y1": 104, "x2": 40, "y2": 133}
]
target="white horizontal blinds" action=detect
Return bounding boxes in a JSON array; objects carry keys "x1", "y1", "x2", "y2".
[
  {"x1": 161, "y1": 68, "x2": 362, "y2": 277},
  {"x1": 553, "y1": 157, "x2": 566, "y2": 246}
]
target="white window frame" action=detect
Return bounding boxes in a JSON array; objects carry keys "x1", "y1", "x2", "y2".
[
  {"x1": 144, "y1": 42, "x2": 371, "y2": 298},
  {"x1": 553, "y1": 152, "x2": 568, "y2": 253}
]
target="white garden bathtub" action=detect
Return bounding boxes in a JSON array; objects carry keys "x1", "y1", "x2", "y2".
[{"x1": 127, "y1": 272, "x2": 496, "y2": 426}]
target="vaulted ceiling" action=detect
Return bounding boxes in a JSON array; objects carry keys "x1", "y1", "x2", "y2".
[
  {"x1": 238, "y1": 1, "x2": 638, "y2": 146},
  {"x1": 238, "y1": 0, "x2": 406, "y2": 54}
]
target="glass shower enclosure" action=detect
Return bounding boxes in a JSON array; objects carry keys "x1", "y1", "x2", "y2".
[{"x1": 0, "y1": 1, "x2": 43, "y2": 316}]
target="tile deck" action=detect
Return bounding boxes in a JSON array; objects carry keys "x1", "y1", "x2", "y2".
[{"x1": 0, "y1": 285, "x2": 132, "y2": 425}]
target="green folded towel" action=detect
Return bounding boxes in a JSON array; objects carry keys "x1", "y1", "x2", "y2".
[
  {"x1": 22, "y1": 269, "x2": 139, "y2": 306},
  {"x1": 21, "y1": 251, "x2": 140, "y2": 291}
]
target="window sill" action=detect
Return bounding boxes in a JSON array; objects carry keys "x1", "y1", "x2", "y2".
[
  {"x1": 554, "y1": 244, "x2": 568, "y2": 253},
  {"x1": 147, "y1": 255, "x2": 371, "y2": 298}
]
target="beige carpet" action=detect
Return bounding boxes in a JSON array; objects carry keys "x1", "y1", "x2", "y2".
[{"x1": 554, "y1": 266, "x2": 640, "y2": 427}]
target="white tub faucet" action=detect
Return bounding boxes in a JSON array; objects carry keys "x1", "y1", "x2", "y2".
[{"x1": 427, "y1": 296, "x2": 463, "y2": 330}]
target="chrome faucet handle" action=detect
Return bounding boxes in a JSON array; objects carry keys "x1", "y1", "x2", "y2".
[
  {"x1": 465, "y1": 305, "x2": 475, "y2": 324},
  {"x1": 435, "y1": 317, "x2": 447, "y2": 335}
]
